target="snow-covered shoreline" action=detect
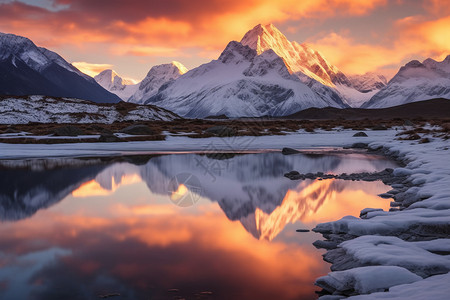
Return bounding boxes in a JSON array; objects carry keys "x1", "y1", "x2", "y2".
[
  {"x1": 313, "y1": 135, "x2": 450, "y2": 299},
  {"x1": 0, "y1": 129, "x2": 449, "y2": 298}
]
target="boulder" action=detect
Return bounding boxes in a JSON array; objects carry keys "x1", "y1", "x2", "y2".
[
  {"x1": 350, "y1": 142, "x2": 368, "y2": 149},
  {"x1": 52, "y1": 126, "x2": 85, "y2": 136},
  {"x1": 120, "y1": 124, "x2": 154, "y2": 135},
  {"x1": 205, "y1": 126, "x2": 236, "y2": 137},
  {"x1": 282, "y1": 147, "x2": 300, "y2": 155},
  {"x1": 353, "y1": 131, "x2": 368, "y2": 137},
  {"x1": 98, "y1": 133, "x2": 122, "y2": 142}
]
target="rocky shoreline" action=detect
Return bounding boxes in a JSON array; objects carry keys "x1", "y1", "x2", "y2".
[{"x1": 303, "y1": 142, "x2": 450, "y2": 299}]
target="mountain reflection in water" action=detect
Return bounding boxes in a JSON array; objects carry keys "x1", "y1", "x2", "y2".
[{"x1": 0, "y1": 152, "x2": 397, "y2": 300}]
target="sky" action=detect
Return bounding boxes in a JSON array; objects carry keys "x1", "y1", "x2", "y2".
[{"x1": 0, "y1": 0, "x2": 449, "y2": 81}]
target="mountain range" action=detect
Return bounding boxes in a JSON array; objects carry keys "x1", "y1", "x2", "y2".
[
  {"x1": 1, "y1": 24, "x2": 449, "y2": 118},
  {"x1": 0, "y1": 33, "x2": 120, "y2": 103}
]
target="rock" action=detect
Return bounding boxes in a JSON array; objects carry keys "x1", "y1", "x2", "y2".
[
  {"x1": 404, "y1": 119, "x2": 414, "y2": 126},
  {"x1": 378, "y1": 193, "x2": 393, "y2": 199},
  {"x1": 205, "y1": 125, "x2": 236, "y2": 137},
  {"x1": 313, "y1": 240, "x2": 339, "y2": 250},
  {"x1": 120, "y1": 124, "x2": 154, "y2": 135},
  {"x1": 390, "y1": 201, "x2": 402, "y2": 207},
  {"x1": 372, "y1": 125, "x2": 388, "y2": 130},
  {"x1": 353, "y1": 131, "x2": 368, "y2": 137},
  {"x1": 350, "y1": 142, "x2": 368, "y2": 149},
  {"x1": 405, "y1": 133, "x2": 421, "y2": 140},
  {"x1": 284, "y1": 170, "x2": 301, "y2": 180},
  {"x1": 281, "y1": 147, "x2": 301, "y2": 155},
  {"x1": 360, "y1": 208, "x2": 384, "y2": 219},
  {"x1": 52, "y1": 126, "x2": 85, "y2": 136},
  {"x1": 419, "y1": 138, "x2": 430, "y2": 144},
  {"x1": 4, "y1": 128, "x2": 19, "y2": 134},
  {"x1": 98, "y1": 293, "x2": 121, "y2": 299},
  {"x1": 98, "y1": 133, "x2": 123, "y2": 142}
]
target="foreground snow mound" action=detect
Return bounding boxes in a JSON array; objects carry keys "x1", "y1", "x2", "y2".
[
  {"x1": 330, "y1": 236, "x2": 450, "y2": 277},
  {"x1": 363, "y1": 56, "x2": 450, "y2": 108},
  {"x1": 316, "y1": 266, "x2": 421, "y2": 295},
  {"x1": 0, "y1": 95, "x2": 179, "y2": 124},
  {"x1": 347, "y1": 273, "x2": 450, "y2": 300}
]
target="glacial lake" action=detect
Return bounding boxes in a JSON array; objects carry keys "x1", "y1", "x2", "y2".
[{"x1": 0, "y1": 151, "x2": 398, "y2": 300}]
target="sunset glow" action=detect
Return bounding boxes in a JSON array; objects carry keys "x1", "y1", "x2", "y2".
[
  {"x1": 72, "y1": 174, "x2": 142, "y2": 198},
  {"x1": 1, "y1": 0, "x2": 448, "y2": 80}
]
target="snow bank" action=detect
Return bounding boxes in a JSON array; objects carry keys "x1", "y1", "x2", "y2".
[
  {"x1": 0, "y1": 96, "x2": 178, "y2": 124},
  {"x1": 316, "y1": 266, "x2": 421, "y2": 295},
  {"x1": 347, "y1": 272, "x2": 450, "y2": 300},
  {"x1": 313, "y1": 131, "x2": 450, "y2": 298}
]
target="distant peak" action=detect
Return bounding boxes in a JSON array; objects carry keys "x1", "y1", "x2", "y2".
[
  {"x1": 404, "y1": 60, "x2": 424, "y2": 68},
  {"x1": 170, "y1": 61, "x2": 188, "y2": 74}
]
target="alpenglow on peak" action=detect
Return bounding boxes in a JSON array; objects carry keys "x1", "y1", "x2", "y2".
[{"x1": 240, "y1": 24, "x2": 346, "y2": 87}]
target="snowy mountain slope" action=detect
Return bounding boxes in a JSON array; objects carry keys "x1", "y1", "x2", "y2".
[
  {"x1": 0, "y1": 32, "x2": 121, "y2": 103},
  {"x1": 128, "y1": 61, "x2": 188, "y2": 104},
  {"x1": 362, "y1": 56, "x2": 450, "y2": 108},
  {"x1": 240, "y1": 24, "x2": 385, "y2": 108},
  {"x1": 144, "y1": 41, "x2": 346, "y2": 118},
  {"x1": 348, "y1": 72, "x2": 387, "y2": 93},
  {"x1": 335, "y1": 72, "x2": 388, "y2": 107},
  {"x1": 0, "y1": 95, "x2": 179, "y2": 124},
  {"x1": 94, "y1": 69, "x2": 139, "y2": 101}
]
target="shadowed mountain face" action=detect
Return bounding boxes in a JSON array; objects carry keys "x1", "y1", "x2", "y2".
[{"x1": 0, "y1": 33, "x2": 121, "y2": 103}]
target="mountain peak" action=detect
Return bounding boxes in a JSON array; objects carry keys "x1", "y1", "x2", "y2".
[
  {"x1": 170, "y1": 61, "x2": 188, "y2": 74},
  {"x1": 241, "y1": 24, "x2": 290, "y2": 55},
  {"x1": 127, "y1": 61, "x2": 188, "y2": 104},
  {"x1": 240, "y1": 24, "x2": 346, "y2": 87}
]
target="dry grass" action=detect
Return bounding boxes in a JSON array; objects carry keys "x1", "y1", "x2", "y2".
[{"x1": 1, "y1": 117, "x2": 450, "y2": 144}]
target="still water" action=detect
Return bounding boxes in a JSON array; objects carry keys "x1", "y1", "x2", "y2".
[{"x1": 0, "y1": 151, "x2": 398, "y2": 300}]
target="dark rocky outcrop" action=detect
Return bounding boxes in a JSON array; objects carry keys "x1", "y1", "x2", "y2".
[
  {"x1": 52, "y1": 126, "x2": 85, "y2": 136},
  {"x1": 120, "y1": 124, "x2": 154, "y2": 135}
]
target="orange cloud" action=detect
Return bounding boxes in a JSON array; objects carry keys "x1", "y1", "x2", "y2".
[
  {"x1": 423, "y1": 0, "x2": 450, "y2": 16},
  {"x1": 1, "y1": 0, "x2": 447, "y2": 78},
  {"x1": 307, "y1": 13, "x2": 450, "y2": 76},
  {"x1": 71, "y1": 62, "x2": 114, "y2": 77},
  {"x1": 0, "y1": 0, "x2": 387, "y2": 52},
  {"x1": 398, "y1": 15, "x2": 450, "y2": 60}
]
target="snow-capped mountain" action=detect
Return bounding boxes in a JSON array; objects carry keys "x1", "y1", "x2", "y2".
[
  {"x1": 241, "y1": 24, "x2": 349, "y2": 87},
  {"x1": 241, "y1": 24, "x2": 384, "y2": 108},
  {"x1": 144, "y1": 40, "x2": 347, "y2": 118},
  {"x1": 362, "y1": 56, "x2": 450, "y2": 108},
  {"x1": 0, "y1": 32, "x2": 121, "y2": 103},
  {"x1": 348, "y1": 72, "x2": 388, "y2": 92},
  {"x1": 128, "y1": 61, "x2": 188, "y2": 104},
  {"x1": 94, "y1": 69, "x2": 138, "y2": 101}
]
